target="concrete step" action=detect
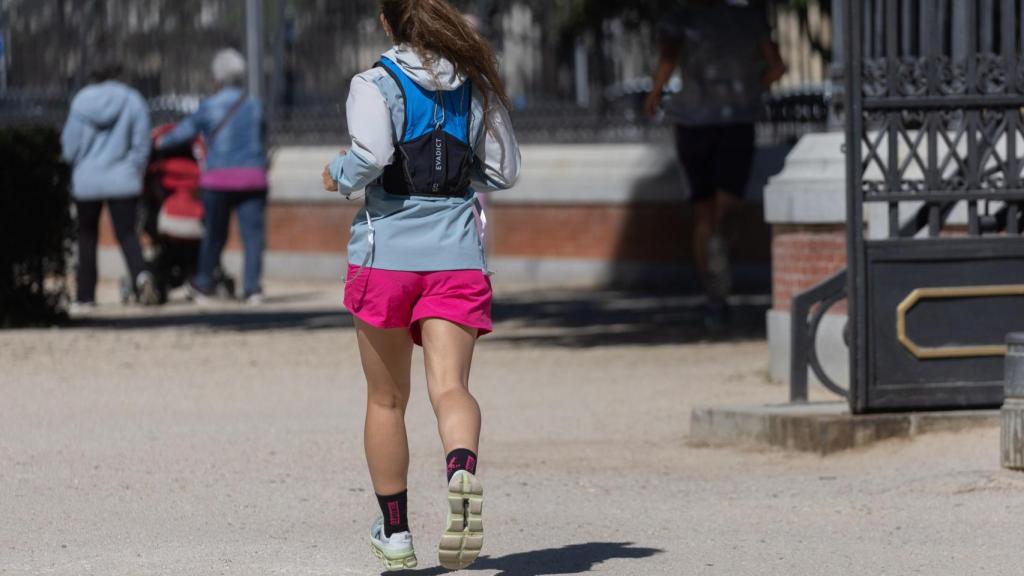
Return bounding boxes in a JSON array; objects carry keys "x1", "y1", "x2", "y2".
[{"x1": 690, "y1": 402, "x2": 998, "y2": 455}]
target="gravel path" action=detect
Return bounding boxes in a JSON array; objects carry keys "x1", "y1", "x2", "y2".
[{"x1": 1, "y1": 283, "x2": 1021, "y2": 575}]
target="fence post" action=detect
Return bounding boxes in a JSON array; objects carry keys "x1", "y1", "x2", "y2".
[
  {"x1": 245, "y1": 0, "x2": 264, "y2": 102},
  {"x1": 1002, "y1": 334, "x2": 1024, "y2": 470},
  {"x1": 0, "y1": 9, "x2": 7, "y2": 92}
]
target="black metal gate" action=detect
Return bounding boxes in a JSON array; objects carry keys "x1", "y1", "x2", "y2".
[{"x1": 844, "y1": 0, "x2": 1024, "y2": 412}]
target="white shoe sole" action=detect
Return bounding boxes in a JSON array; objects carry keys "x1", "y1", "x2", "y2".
[
  {"x1": 438, "y1": 471, "x2": 484, "y2": 570},
  {"x1": 370, "y1": 540, "x2": 418, "y2": 571}
]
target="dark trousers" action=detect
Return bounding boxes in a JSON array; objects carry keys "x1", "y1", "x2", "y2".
[
  {"x1": 76, "y1": 197, "x2": 147, "y2": 303},
  {"x1": 194, "y1": 189, "x2": 266, "y2": 298}
]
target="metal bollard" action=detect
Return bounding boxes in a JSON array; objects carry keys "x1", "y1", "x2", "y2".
[{"x1": 1002, "y1": 334, "x2": 1024, "y2": 470}]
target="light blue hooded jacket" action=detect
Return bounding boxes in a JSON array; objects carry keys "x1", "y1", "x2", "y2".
[
  {"x1": 158, "y1": 86, "x2": 267, "y2": 174},
  {"x1": 61, "y1": 81, "x2": 151, "y2": 201},
  {"x1": 329, "y1": 46, "x2": 521, "y2": 272}
]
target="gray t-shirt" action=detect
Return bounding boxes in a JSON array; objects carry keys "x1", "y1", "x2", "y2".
[{"x1": 658, "y1": 3, "x2": 772, "y2": 126}]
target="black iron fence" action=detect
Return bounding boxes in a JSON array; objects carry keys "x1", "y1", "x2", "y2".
[
  {"x1": 0, "y1": 85, "x2": 830, "y2": 146},
  {"x1": 0, "y1": 0, "x2": 834, "y2": 144},
  {"x1": 789, "y1": 0, "x2": 1024, "y2": 412}
]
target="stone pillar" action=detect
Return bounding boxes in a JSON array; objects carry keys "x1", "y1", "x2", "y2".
[
  {"x1": 764, "y1": 131, "x2": 848, "y2": 387},
  {"x1": 1002, "y1": 334, "x2": 1024, "y2": 470}
]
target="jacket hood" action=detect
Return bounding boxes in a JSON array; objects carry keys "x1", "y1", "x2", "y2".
[
  {"x1": 71, "y1": 82, "x2": 131, "y2": 129},
  {"x1": 383, "y1": 45, "x2": 467, "y2": 91}
]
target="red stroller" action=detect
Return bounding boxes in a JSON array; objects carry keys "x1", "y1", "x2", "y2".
[{"x1": 134, "y1": 124, "x2": 236, "y2": 304}]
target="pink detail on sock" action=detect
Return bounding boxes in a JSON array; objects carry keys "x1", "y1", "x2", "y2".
[
  {"x1": 387, "y1": 501, "x2": 401, "y2": 527},
  {"x1": 447, "y1": 457, "x2": 458, "y2": 475},
  {"x1": 465, "y1": 455, "x2": 476, "y2": 474}
]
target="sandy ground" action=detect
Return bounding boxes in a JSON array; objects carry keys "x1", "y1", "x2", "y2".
[{"x1": 1, "y1": 282, "x2": 1023, "y2": 576}]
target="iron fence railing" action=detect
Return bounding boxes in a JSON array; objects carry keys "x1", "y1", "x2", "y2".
[
  {"x1": 0, "y1": 85, "x2": 831, "y2": 146},
  {"x1": 788, "y1": 0, "x2": 1024, "y2": 412}
]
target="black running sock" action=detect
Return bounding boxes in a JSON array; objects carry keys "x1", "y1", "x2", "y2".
[
  {"x1": 446, "y1": 448, "x2": 478, "y2": 482},
  {"x1": 375, "y1": 490, "x2": 409, "y2": 537}
]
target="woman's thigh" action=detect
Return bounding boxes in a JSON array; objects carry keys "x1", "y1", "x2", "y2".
[{"x1": 355, "y1": 317, "x2": 415, "y2": 405}]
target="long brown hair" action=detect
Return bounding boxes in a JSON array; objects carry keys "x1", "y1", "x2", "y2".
[{"x1": 380, "y1": 0, "x2": 511, "y2": 112}]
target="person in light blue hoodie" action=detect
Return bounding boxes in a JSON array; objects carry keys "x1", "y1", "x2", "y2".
[{"x1": 62, "y1": 61, "x2": 155, "y2": 307}]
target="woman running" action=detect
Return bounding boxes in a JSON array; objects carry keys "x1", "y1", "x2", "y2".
[{"x1": 322, "y1": 0, "x2": 520, "y2": 570}]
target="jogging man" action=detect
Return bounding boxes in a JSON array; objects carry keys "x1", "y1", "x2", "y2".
[{"x1": 645, "y1": 0, "x2": 785, "y2": 328}]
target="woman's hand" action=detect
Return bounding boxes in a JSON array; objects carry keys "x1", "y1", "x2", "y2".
[
  {"x1": 322, "y1": 149, "x2": 348, "y2": 192},
  {"x1": 322, "y1": 165, "x2": 338, "y2": 192}
]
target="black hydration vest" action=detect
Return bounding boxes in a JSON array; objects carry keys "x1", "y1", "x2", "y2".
[{"x1": 376, "y1": 57, "x2": 474, "y2": 198}]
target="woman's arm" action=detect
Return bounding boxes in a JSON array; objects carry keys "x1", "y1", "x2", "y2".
[
  {"x1": 157, "y1": 105, "x2": 203, "y2": 151},
  {"x1": 326, "y1": 74, "x2": 394, "y2": 197},
  {"x1": 471, "y1": 99, "x2": 521, "y2": 191}
]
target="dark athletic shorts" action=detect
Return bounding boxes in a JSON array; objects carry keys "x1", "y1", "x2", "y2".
[{"x1": 674, "y1": 123, "x2": 757, "y2": 203}]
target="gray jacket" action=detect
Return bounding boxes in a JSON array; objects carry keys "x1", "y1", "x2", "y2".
[{"x1": 329, "y1": 45, "x2": 521, "y2": 272}]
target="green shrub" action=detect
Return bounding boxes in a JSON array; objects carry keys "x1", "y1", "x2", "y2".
[{"x1": 0, "y1": 126, "x2": 73, "y2": 327}]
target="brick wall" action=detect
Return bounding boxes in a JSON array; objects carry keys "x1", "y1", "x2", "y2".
[
  {"x1": 100, "y1": 200, "x2": 773, "y2": 265},
  {"x1": 771, "y1": 224, "x2": 846, "y2": 312}
]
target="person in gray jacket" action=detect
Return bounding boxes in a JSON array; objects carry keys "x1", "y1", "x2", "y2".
[
  {"x1": 62, "y1": 61, "x2": 156, "y2": 307},
  {"x1": 157, "y1": 48, "x2": 269, "y2": 305}
]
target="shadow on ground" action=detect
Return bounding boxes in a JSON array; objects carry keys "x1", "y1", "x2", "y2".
[
  {"x1": 65, "y1": 288, "x2": 769, "y2": 346},
  {"x1": 490, "y1": 290, "x2": 769, "y2": 348},
  {"x1": 386, "y1": 541, "x2": 663, "y2": 576},
  {"x1": 70, "y1": 308, "x2": 354, "y2": 332}
]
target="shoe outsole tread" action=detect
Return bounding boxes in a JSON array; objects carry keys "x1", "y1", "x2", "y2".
[{"x1": 438, "y1": 471, "x2": 484, "y2": 570}]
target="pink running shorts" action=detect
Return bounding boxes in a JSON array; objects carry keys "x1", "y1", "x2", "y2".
[{"x1": 343, "y1": 264, "x2": 493, "y2": 346}]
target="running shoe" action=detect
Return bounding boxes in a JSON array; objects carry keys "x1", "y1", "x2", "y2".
[
  {"x1": 69, "y1": 301, "x2": 97, "y2": 316},
  {"x1": 136, "y1": 272, "x2": 161, "y2": 306},
  {"x1": 702, "y1": 300, "x2": 732, "y2": 334},
  {"x1": 438, "y1": 470, "x2": 484, "y2": 570},
  {"x1": 185, "y1": 281, "x2": 213, "y2": 306},
  {"x1": 369, "y1": 516, "x2": 417, "y2": 571},
  {"x1": 706, "y1": 234, "x2": 733, "y2": 301}
]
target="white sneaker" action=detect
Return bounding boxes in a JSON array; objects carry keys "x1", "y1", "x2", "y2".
[
  {"x1": 369, "y1": 517, "x2": 417, "y2": 571},
  {"x1": 69, "y1": 301, "x2": 97, "y2": 316},
  {"x1": 244, "y1": 293, "x2": 265, "y2": 307},
  {"x1": 136, "y1": 272, "x2": 160, "y2": 306},
  {"x1": 438, "y1": 470, "x2": 484, "y2": 570},
  {"x1": 185, "y1": 282, "x2": 212, "y2": 306},
  {"x1": 706, "y1": 234, "x2": 733, "y2": 301}
]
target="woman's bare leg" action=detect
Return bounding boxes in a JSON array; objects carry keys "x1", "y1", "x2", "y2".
[
  {"x1": 422, "y1": 318, "x2": 485, "y2": 570},
  {"x1": 420, "y1": 318, "x2": 481, "y2": 454},
  {"x1": 356, "y1": 318, "x2": 414, "y2": 496}
]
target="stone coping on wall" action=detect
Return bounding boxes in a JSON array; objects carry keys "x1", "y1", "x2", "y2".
[
  {"x1": 764, "y1": 131, "x2": 846, "y2": 225},
  {"x1": 268, "y1": 143, "x2": 685, "y2": 206},
  {"x1": 270, "y1": 141, "x2": 790, "y2": 207}
]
